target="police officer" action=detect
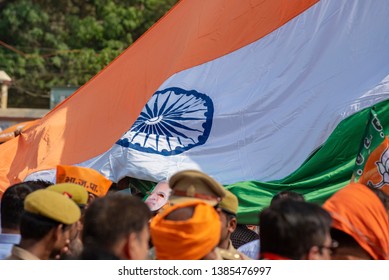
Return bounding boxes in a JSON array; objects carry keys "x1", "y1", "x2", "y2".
[
  {"x1": 218, "y1": 190, "x2": 251, "y2": 260},
  {"x1": 6, "y1": 189, "x2": 80, "y2": 260},
  {"x1": 47, "y1": 183, "x2": 89, "y2": 258}
]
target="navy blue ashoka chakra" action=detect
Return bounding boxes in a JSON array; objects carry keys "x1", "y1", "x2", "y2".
[{"x1": 116, "y1": 87, "x2": 214, "y2": 156}]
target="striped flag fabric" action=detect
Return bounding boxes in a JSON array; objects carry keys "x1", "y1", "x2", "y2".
[{"x1": 2, "y1": 0, "x2": 389, "y2": 223}]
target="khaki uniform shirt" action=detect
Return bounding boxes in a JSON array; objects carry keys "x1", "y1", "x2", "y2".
[
  {"x1": 5, "y1": 246, "x2": 40, "y2": 260},
  {"x1": 219, "y1": 240, "x2": 252, "y2": 260}
]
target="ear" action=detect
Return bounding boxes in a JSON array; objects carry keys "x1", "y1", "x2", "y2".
[
  {"x1": 87, "y1": 193, "x2": 96, "y2": 205},
  {"x1": 228, "y1": 217, "x2": 237, "y2": 233},
  {"x1": 54, "y1": 224, "x2": 63, "y2": 242},
  {"x1": 121, "y1": 235, "x2": 132, "y2": 260},
  {"x1": 122, "y1": 233, "x2": 140, "y2": 260},
  {"x1": 306, "y1": 245, "x2": 321, "y2": 260},
  {"x1": 52, "y1": 224, "x2": 71, "y2": 259}
]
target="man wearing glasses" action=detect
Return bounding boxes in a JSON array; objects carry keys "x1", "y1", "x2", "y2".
[{"x1": 259, "y1": 199, "x2": 336, "y2": 260}]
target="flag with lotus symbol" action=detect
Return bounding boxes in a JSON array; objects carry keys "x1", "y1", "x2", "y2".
[{"x1": 353, "y1": 109, "x2": 389, "y2": 194}]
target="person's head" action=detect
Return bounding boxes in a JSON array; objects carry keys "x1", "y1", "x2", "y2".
[
  {"x1": 144, "y1": 181, "x2": 171, "y2": 212},
  {"x1": 47, "y1": 183, "x2": 90, "y2": 258},
  {"x1": 270, "y1": 190, "x2": 305, "y2": 206},
  {"x1": 150, "y1": 200, "x2": 221, "y2": 260},
  {"x1": 218, "y1": 190, "x2": 239, "y2": 248},
  {"x1": 1, "y1": 180, "x2": 50, "y2": 232},
  {"x1": 260, "y1": 199, "x2": 333, "y2": 260},
  {"x1": 323, "y1": 183, "x2": 389, "y2": 260},
  {"x1": 169, "y1": 170, "x2": 226, "y2": 206},
  {"x1": 20, "y1": 189, "x2": 81, "y2": 259},
  {"x1": 82, "y1": 193, "x2": 151, "y2": 260}
]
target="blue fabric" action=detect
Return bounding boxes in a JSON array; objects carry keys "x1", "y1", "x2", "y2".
[
  {"x1": 237, "y1": 239, "x2": 260, "y2": 260},
  {"x1": 0, "y1": 233, "x2": 21, "y2": 259}
]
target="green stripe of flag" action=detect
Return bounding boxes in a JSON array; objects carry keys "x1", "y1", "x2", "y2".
[{"x1": 231, "y1": 99, "x2": 389, "y2": 224}]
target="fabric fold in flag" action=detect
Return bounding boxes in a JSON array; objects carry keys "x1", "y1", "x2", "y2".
[{"x1": 83, "y1": 1, "x2": 389, "y2": 188}]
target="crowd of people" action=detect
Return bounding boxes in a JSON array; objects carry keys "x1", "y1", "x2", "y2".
[{"x1": 0, "y1": 164, "x2": 388, "y2": 260}]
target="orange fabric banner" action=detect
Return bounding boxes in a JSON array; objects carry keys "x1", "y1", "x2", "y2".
[{"x1": 56, "y1": 165, "x2": 112, "y2": 197}]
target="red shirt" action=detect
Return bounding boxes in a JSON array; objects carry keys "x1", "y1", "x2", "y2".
[{"x1": 261, "y1": 252, "x2": 291, "y2": 260}]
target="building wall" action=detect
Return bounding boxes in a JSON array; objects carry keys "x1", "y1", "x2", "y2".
[{"x1": 0, "y1": 108, "x2": 49, "y2": 131}]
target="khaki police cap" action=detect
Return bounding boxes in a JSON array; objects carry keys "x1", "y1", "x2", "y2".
[
  {"x1": 24, "y1": 189, "x2": 81, "y2": 225},
  {"x1": 219, "y1": 190, "x2": 238, "y2": 215},
  {"x1": 47, "y1": 183, "x2": 89, "y2": 206},
  {"x1": 169, "y1": 170, "x2": 226, "y2": 206}
]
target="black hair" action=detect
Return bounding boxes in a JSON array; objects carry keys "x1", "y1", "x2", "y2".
[
  {"x1": 20, "y1": 212, "x2": 69, "y2": 240},
  {"x1": 82, "y1": 193, "x2": 151, "y2": 251},
  {"x1": 260, "y1": 199, "x2": 331, "y2": 259},
  {"x1": 270, "y1": 190, "x2": 305, "y2": 206},
  {"x1": 1, "y1": 180, "x2": 51, "y2": 229}
]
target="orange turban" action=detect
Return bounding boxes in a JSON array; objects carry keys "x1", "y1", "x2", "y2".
[
  {"x1": 150, "y1": 200, "x2": 221, "y2": 260},
  {"x1": 323, "y1": 183, "x2": 389, "y2": 260}
]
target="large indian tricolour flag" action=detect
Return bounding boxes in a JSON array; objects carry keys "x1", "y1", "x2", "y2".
[{"x1": 2, "y1": 0, "x2": 389, "y2": 223}]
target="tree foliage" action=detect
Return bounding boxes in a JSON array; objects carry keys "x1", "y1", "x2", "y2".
[{"x1": 0, "y1": 0, "x2": 177, "y2": 108}]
